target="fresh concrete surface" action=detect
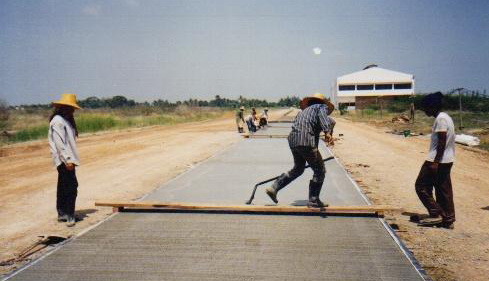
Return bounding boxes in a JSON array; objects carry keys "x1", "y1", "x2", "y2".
[
  {"x1": 6, "y1": 122, "x2": 425, "y2": 281},
  {"x1": 8, "y1": 213, "x2": 423, "y2": 281}
]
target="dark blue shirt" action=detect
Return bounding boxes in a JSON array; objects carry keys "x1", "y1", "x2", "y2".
[{"x1": 288, "y1": 104, "x2": 335, "y2": 148}]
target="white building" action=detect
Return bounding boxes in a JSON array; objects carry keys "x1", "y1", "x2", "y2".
[{"x1": 331, "y1": 65, "x2": 415, "y2": 109}]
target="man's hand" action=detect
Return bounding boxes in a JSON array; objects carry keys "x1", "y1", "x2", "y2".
[
  {"x1": 324, "y1": 133, "x2": 334, "y2": 147},
  {"x1": 65, "y1": 163, "x2": 75, "y2": 171}
]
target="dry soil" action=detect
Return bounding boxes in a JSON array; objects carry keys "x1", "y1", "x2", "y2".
[{"x1": 1, "y1": 112, "x2": 488, "y2": 281}]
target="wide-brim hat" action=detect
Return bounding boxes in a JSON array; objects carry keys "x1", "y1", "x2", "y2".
[
  {"x1": 52, "y1": 93, "x2": 82, "y2": 109},
  {"x1": 300, "y1": 93, "x2": 334, "y2": 114},
  {"x1": 239, "y1": 106, "x2": 245, "y2": 110}
]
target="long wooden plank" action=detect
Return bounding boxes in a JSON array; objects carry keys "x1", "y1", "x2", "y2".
[
  {"x1": 243, "y1": 134, "x2": 289, "y2": 138},
  {"x1": 95, "y1": 201, "x2": 400, "y2": 216}
]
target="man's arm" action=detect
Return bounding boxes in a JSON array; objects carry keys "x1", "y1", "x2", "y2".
[
  {"x1": 434, "y1": 132, "x2": 447, "y2": 163},
  {"x1": 318, "y1": 106, "x2": 335, "y2": 145}
]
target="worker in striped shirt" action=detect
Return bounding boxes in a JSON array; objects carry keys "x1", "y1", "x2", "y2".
[{"x1": 266, "y1": 93, "x2": 335, "y2": 208}]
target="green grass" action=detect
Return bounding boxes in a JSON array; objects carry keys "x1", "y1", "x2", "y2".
[
  {"x1": 9, "y1": 125, "x2": 49, "y2": 142},
  {"x1": 1, "y1": 107, "x2": 228, "y2": 145},
  {"x1": 77, "y1": 114, "x2": 118, "y2": 133}
]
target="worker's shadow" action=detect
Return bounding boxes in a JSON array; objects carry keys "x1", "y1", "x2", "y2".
[
  {"x1": 402, "y1": 211, "x2": 429, "y2": 223},
  {"x1": 291, "y1": 200, "x2": 308, "y2": 206},
  {"x1": 75, "y1": 209, "x2": 98, "y2": 222},
  {"x1": 290, "y1": 200, "x2": 328, "y2": 218}
]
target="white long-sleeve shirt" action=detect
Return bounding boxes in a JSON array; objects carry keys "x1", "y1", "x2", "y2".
[{"x1": 48, "y1": 115, "x2": 80, "y2": 167}]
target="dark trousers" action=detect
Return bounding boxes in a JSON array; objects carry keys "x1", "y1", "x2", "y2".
[
  {"x1": 273, "y1": 146, "x2": 326, "y2": 190},
  {"x1": 56, "y1": 163, "x2": 78, "y2": 218},
  {"x1": 415, "y1": 161, "x2": 455, "y2": 223},
  {"x1": 246, "y1": 120, "x2": 256, "y2": 132}
]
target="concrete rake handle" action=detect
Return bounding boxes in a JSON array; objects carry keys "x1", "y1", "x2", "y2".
[{"x1": 245, "y1": 156, "x2": 335, "y2": 205}]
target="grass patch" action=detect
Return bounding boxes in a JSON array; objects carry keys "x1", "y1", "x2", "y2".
[
  {"x1": 1, "y1": 106, "x2": 230, "y2": 145},
  {"x1": 9, "y1": 125, "x2": 49, "y2": 142},
  {"x1": 77, "y1": 114, "x2": 117, "y2": 133}
]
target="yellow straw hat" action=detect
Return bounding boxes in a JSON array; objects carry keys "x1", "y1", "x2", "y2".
[
  {"x1": 300, "y1": 93, "x2": 334, "y2": 114},
  {"x1": 52, "y1": 93, "x2": 82, "y2": 109}
]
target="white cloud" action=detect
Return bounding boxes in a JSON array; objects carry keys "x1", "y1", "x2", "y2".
[{"x1": 82, "y1": 4, "x2": 102, "y2": 16}]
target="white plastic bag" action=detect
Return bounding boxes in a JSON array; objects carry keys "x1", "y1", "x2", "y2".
[{"x1": 455, "y1": 134, "x2": 480, "y2": 146}]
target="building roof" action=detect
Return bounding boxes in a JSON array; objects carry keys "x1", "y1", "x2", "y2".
[{"x1": 337, "y1": 66, "x2": 413, "y2": 84}]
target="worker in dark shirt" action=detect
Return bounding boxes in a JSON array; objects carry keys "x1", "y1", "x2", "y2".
[{"x1": 266, "y1": 93, "x2": 335, "y2": 208}]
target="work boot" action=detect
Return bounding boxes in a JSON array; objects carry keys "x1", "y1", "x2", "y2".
[
  {"x1": 265, "y1": 174, "x2": 290, "y2": 204},
  {"x1": 57, "y1": 215, "x2": 68, "y2": 222},
  {"x1": 418, "y1": 216, "x2": 442, "y2": 226},
  {"x1": 265, "y1": 187, "x2": 278, "y2": 204},
  {"x1": 66, "y1": 216, "x2": 76, "y2": 227},
  {"x1": 307, "y1": 181, "x2": 328, "y2": 208}
]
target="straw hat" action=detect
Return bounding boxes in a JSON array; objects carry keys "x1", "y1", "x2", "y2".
[
  {"x1": 240, "y1": 106, "x2": 245, "y2": 110},
  {"x1": 52, "y1": 93, "x2": 82, "y2": 109},
  {"x1": 300, "y1": 93, "x2": 334, "y2": 114}
]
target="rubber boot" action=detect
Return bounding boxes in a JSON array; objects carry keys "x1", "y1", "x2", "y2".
[
  {"x1": 265, "y1": 174, "x2": 288, "y2": 204},
  {"x1": 307, "y1": 181, "x2": 327, "y2": 208}
]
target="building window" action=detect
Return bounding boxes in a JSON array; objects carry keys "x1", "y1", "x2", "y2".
[
  {"x1": 375, "y1": 84, "x2": 392, "y2": 90},
  {"x1": 338, "y1": 85, "x2": 355, "y2": 91},
  {"x1": 394, "y1": 83, "x2": 412, "y2": 89},
  {"x1": 357, "y1": 84, "x2": 374, "y2": 90}
]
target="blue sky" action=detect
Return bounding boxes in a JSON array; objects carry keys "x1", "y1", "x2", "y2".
[{"x1": 0, "y1": 0, "x2": 488, "y2": 105}]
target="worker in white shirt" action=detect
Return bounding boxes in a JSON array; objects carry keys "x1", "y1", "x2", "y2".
[
  {"x1": 48, "y1": 93, "x2": 81, "y2": 227},
  {"x1": 415, "y1": 92, "x2": 456, "y2": 229},
  {"x1": 259, "y1": 108, "x2": 269, "y2": 127}
]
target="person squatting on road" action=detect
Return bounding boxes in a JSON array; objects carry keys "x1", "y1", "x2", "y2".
[
  {"x1": 235, "y1": 106, "x2": 245, "y2": 133},
  {"x1": 259, "y1": 108, "x2": 269, "y2": 127},
  {"x1": 246, "y1": 107, "x2": 258, "y2": 133},
  {"x1": 265, "y1": 93, "x2": 335, "y2": 208},
  {"x1": 48, "y1": 93, "x2": 81, "y2": 227},
  {"x1": 415, "y1": 92, "x2": 456, "y2": 229}
]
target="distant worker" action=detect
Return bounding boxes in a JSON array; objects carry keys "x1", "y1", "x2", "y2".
[
  {"x1": 48, "y1": 93, "x2": 82, "y2": 227},
  {"x1": 415, "y1": 92, "x2": 456, "y2": 229},
  {"x1": 246, "y1": 111, "x2": 257, "y2": 133},
  {"x1": 251, "y1": 107, "x2": 257, "y2": 118},
  {"x1": 259, "y1": 108, "x2": 269, "y2": 127},
  {"x1": 235, "y1": 106, "x2": 245, "y2": 133},
  {"x1": 410, "y1": 100, "x2": 415, "y2": 123},
  {"x1": 265, "y1": 94, "x2": 335, "y2": 208}
]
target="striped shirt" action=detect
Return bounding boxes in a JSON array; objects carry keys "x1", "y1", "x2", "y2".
[{"x1": 288, "y1": 104, "x2": 335, "y2": 148}]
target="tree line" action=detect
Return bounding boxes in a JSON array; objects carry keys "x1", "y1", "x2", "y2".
[
  {"x1": 10, "y1": 95, "x2": 302, "y2": 110},
  {"x1": 377, "y1": 90, "x2": 489, "y2": 113}
]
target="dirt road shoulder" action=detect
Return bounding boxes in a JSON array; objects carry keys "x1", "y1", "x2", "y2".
[{"x1": 332, "y1": 117, "x2": 489, "y2": 281}]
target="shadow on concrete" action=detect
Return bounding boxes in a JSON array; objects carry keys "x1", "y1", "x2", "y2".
[{"x1": 291, "y1": 200, "x2": 308, "y2": 206}]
